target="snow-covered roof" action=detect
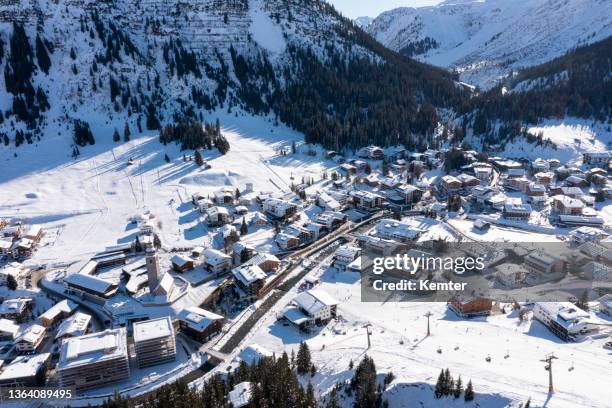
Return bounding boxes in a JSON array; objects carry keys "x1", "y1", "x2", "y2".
[
  {"x1": 204, "y1": 248, "x2": 232, "y2": 265},
  {"x1": 232, "y1": 264, "x2": 266, "y2": 286},
  {"x1": 335, "y1": 245, "x2": 360, "y2": 259},
  {"x1": 238, "y1": 344, "x2": 272, "y2": 365},
  {"x1": 504, "y1": 202, "x2": 532, "y2": 213},
  {"x1": 133, "y1": 316, "x2": 174, "y2": 343},
  {"x1": 56, "y1": 312, "x2": 91, "y2": 340},
  {"x1": 228, "y1": 382, "x2": 252, "y2": 408},
  {"x1": 154, "y1": 273, "x2": 175, "y2": 296},
  {"x1": 39, "y1": 299, "x2": 78, "y2": 323},
  {"x1": 171, "y1": 254, "x2": 193, "y2": 267},
  {"x1": 293, "y1": 289, "x2": 338, "y2": 316},
  {"x1": 552, "y1": 195, "x2": 584, "y2": 208},
  {"x1": 0, "y1": 353, "x2": 50, "y2": 381},
  {"x1": 63, "y1": 273, "x2": 117, "y2": 295},
  {"x1": 0, "y1": 318, "x2": 20, "y2": 338},
  {"x1": 58, "y1": 328, "x2": 128, "y2": 370},
  {"x1": 0, "y1": 298, "x2": 32, "y2": 315},
  {"x1": 16, "y1": 324, "x2": 45, "y2": 345},
  {"x1": 207, "y1": 206, "x2": 230, "y2": 217},
  {"x1": 178, "y1": 307, "x2": 223, "y2": 332}
]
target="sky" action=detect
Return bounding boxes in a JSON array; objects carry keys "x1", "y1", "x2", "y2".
[{"x1": 327, "y1": 0, "x2": 443, "y2": 19}]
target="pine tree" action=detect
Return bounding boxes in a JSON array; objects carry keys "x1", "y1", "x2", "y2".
[
  {"x1": 235, "y1": 188, "x2": 241, "y2": 199},
  {"x1": 326, "y1": 389, "x2": 340, "y2": 408},
  {"x1": 6, "y1": 274, "x2": 18, "y2": 291},
  {"x1": 124, "y1": 121, "x2": 131, "y2": 141},
  {"x1": 443, "y1": 368, "x2": 452, "y2": 396},
  {"x1": 304, "y1": 382, "x2": 316, "y2": 408},
  {"x1": 351, "y1": 355, "x2": 378, "y2": 408},
  {"x1": 164, "y1": 153, "x2": 170, "y2": 163},
  {"x1": 453, "y1": 375, "x2": 462, "y2": 399},
  {"x1": 112, "y1": 128, "x2": 120, "y2": 142},
  {"x1": 464, "y1": 380, "x2": 474, "y2": 401},
  {"x1": 349, "y1": 359, "x2": 354, "y2": 370},
  {"x1": 35, "y1": 34, "x2": 51, "y2": 74},
  {"x1": 525, "y1": 397, "x2": 531, "y2": 408},
  {"x1": 194, "y1": 149, "x2": 204, "y2": 167},
  {"x1": 240, "y1": 217, "x2": 248, "y2": 235},
  {"x1": 296, "y1": 341, "x2": 312, "y2": 375},
  {"x1": 434, "y1": 369, "x2": 444, "y2": 399}
]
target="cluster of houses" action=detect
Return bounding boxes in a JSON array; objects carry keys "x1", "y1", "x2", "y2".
[{"x1": 0, "y1": 219, "x2": 44, "y2": 260}]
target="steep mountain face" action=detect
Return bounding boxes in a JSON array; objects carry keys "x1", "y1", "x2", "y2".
[
  {"x1": 354, "y1": 16, "x2": 373, "y2": 28},
  {"x1": 366, "y1": 0, "x2": 612, "y2": 89},
  {"x1": 0, "y1": 0, "x2": 464, "y2": 151}
]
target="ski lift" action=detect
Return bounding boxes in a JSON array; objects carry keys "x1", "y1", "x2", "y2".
[
  {"x1": 485, "y1": 355, "x2": 491, "y2": 362},
  {"x1": 544, "y1": 364, "x2": 550, "y2": 371},
  {"x1": 454, "y1": 344, "x2": 459, "y2": 351},
  {"x1": 437, "y1": 347, "x2": 442, "y2": 354},
  {"x1": 399, "y1": 339, "x2": 404, "y2": 345},
  {"x1": 127, "y1": 157, "x2": 135, "y2": 165},
  {"x1": 504, "y1": 350, "x2": 510, "y2": 359},
  {"x1": 568, "y1": 362, "x2": 574, "y2": 372}
]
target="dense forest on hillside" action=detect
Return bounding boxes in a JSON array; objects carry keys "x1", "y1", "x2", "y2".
[{"x1": 467, "y1": 37, "x2": 612, "y2": 139}]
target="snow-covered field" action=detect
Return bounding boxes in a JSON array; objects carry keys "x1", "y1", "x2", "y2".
[
  {"x1": 0, "y1": 112, "x2": 333, "y2": 265},
  {"x1": 243, "y1": 266, "x2": 612, "y2": 408}
]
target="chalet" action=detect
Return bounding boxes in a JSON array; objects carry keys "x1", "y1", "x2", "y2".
[
  {"x1": 21, "y1": 226, "x2": 42, "y2": 243},
  {"x1": 212, "y1": 187, "x2": 235, "y2": 205},
  {"x1": 15, "y1": 324, "x2": 46, "y2": 353},
  {"x1": 565, "y1": 175, "x2": 588, "y2": 187},
  {"x1": 357, "y1": 145, "x2": 384, "y2": 160},
  {"x1": 503, "y1": 203, "x2": 532, "y2": 220},
  {"x1": 39, "y1": 299, "x2": 78, "y2": 327},
  {"x1": 0, "y1": 318, "x2": 19, "y2": 341},
  {"x1": 494, "y1": 264, "x2": 526, "y2": 288},
  {"x1": 395, "y1": 184, "x2": 422, "y2": 204},
  {"x1": 448, "y1": 296, "x2": 496, "y2": 318},
  {"x1": 304, "y1": 222, "x2": 328, "y2": 240},
  {"x1": 526, "y1": 183, "x2": 546, "y2": 197},
  {"x1": 583, "y1": 151, "x2": 610, "y2": 166},
  {"x1": 591, "y1": 173, "x2": 608, "y2": 185},
  {"x1": 192, "y1": 192, "x2": 206, "y2": 205},
  {"x1": 203, "y1": 248, "x2": 232, "y2": 274},
  {"x1": 246, "y1": 253, "x2": 280, "y2": 273},
  {"x1": 457, "y1": 173, "x2": 480, "y2": 190},
  {"x1": 171, "y1": 254, "x2": 194, "y2": 272},
  {"x1": 234, "y1": 205, "x2": 249, "y2": 215},
  {"x1": 0, "y1": 353, "x2": 50, "y2": 387},
  {"x1": 364, "y1": 173, "x2": 381, "y2": 187},
  {"x1": 534, "y1": 171, "x2": 554, "y2": 186},
  {"x1": 439, "y1": 175, "x2": 461, "y2": 195},
  {"x1": 282, "y1": 289, "x2": 338, "y2": 329},
  {"x1": 232, "y1": 264, "x2": 267, "y2": 300},
  {"x1": 340, "y1": 163, "x2": 357, "y2": 175},
  {"x1": 552, "y1": 195, "x2": 584, "y2": 215},
  {"x1": 504, "y1": 176, "x2": 529, "y2": 192},
  {"x1": 531, "y1": 158, "x2": 550, "y2": 173},
  {"x1": 333, "y1": 245, "x2": 361, "y2": 270},
  {"x1": 207, "y1": 206, "x2": 232, "y2": 227},
  {"x1": 263, "y1": 198, "x2": 298, "y2": 220},
  {"x1": 473, "y1": 166, "x2": 492, "y2": 182},
  {"x1": 473, "y1": 219, "x2": 490, "y2": 231},
  {"x1": 351, "y1": 190, "x2": 383, "y2": 211},
  {"x1": 557, "y1": 186, "x2": 584, "y2": 198},
  {"x1": 275, "y1": 232, "x2": 301, "y2": 250},
  {"x1": 177, "y1": 307, "x2": 224, "y2": 342},
  {"x1": 313, "y1": 211, "x2": 347, "y2": 229},
  {"x1": 11, "y1": 238, "x2": 35, "y2": 258},
  {"x1": 375, "y1": 218, "x2": 424, "y2": 242},
  {"x1": 55, "y1": 312, "x2": 91, "y2": 342},
  {"x1": 533, "y1": 302, "x2": 600, "y2": 341},
  {"x1": 0, "y1": 262, "x2": 28, "y2": 286},
  {"x1": 524, "y1": 251, "x2": 564, "y2": 274},
  {"x1": 0, "y1": 298, "x2": 32, "y2": 322},
  {"x1": 569, "y1": 226, "x2": 608, "y2": 244},
  {"x1": 233, "y1": 242, "x2": 255, "y2": 265},
  {"x1": 352, "y1": 160, "x2": 368, "y2": 172},
  {"x1": 248, "y1": 211, "x2": 268, "y2": 226},
  {"x1": 316, "y1": 191, "x2": 342, "y2": 212},
  {"x1": 197, "y1": 198, "x2": 214, "y2": 212},
  {"x1": 1, "y1": 225, "x2": 21, "y2": 239}
]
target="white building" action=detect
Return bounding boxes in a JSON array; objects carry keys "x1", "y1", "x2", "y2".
[
  {"x1": 375, "y1": 218, "x2": 423, "y2": 242},
  {"x1": 533, "y1": 302, "x2": 601, "y2": 341},
  {"x1": 333, "y1": 245, "x2": 361, "y2": 270},
  {"x1": 57, "y1": 328, "x2": 130, "y2": 392},
  {"x1": 0, "y1": 318, "x2": 20, "y2": 341},
  {"x1": 133, "y1": 317, "x2": 177, "y2": 368},
  {"x1": 0, "y1": 353, "x2": 50, "y2": 387},
  {"x1": 204, "y1": 248, "x2": 233, "y2": 274},
  {"x1": 15, "y1": 324, "x2": 46, "y2": 353},
  {"x1": 283, "y1": 289, "x2": 338, "y2": 329},
  {"x1": 263, "y1": 198, "x2": 298, "y2": 219}
]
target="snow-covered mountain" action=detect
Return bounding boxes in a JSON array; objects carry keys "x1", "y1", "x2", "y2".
[
  {"x1": 366, "y1": 0, "x2": 612, "y2": 89},
  {"x1": 0, "y1": 0, "x2": 382, "y2": 147},
  {"x1": 354, "y1": 16, "x2": 373, "y2": 28}
]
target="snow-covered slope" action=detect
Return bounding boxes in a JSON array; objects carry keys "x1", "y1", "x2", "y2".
[
  {"x1": 0, "y1": 0, "x2": 374, "y2": 146},
  {"x1": 366, "y1": 0, "x2": 612, "y2": 89},
  {"x1": 354, "y1": 16, "x2": 373, "y2": 28}
]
